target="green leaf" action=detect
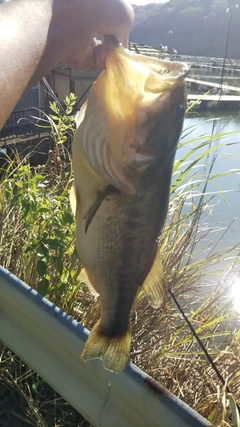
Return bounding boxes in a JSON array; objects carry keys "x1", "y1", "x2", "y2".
[
  {"x1": 14, "y1": 181, "x2": 23, "y2": 188},
  {"x1": 55, "y1": 229, "x2": 68, "y2": 240},
  {"x1": 57, "y1": 258, "x2": 64, "y2": 275},
  {"x1": 62, "y1": 212, "x2": 74, "y2": 225},
  {"x1": 57, "y1": 281, "x2": 67, "y2": 291},
  {"x1": 44, "y1": 238, "x2": 60, "y2": 251},
  {"x1": 66, "y1": 107, "x2": 73, "y2": 115},
  {"x1": 34, "y1": 174, "x2": 45, "y2": 181},
  {"x1": 69, "y1": 92, "x2": 77, "y2": 101},
  {"x1": 37, "y1": 259, "x2": 48, "y2": 277},
  {"x1": 37, "y1": 278, "x2": 50, "y2": 296},
  {"x1": 37, "y1": 245, "x2": 49, "y2": 261},
  {"x1": 38, "y1": 207, "x2": 50, "y2": 213},
  {"x1": 25, "y1": 242, "x2": 39, "y2": 253},
  {"x1": 234, "y1": 329, "x2": 240, "y2": 344},
  {"x1": 50, "y1": 115, "x2": 60, "y2": 121},
  {"x1": 20, "y1": 224, "x2": 30, "y2": 232},
  {"x1": 229, "y1": 394, "x2": 240, "y2": 427},
  {"x1": 56, "y1": 139, "x2": 66, "y2": 145},
  {"x1": 21, "y1": 202, "x2": 31, "y2": 219}
]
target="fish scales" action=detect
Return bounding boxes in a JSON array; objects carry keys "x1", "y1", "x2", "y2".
[{"x1": 71, "y1": 36, "x2": 189, "y2": 372}]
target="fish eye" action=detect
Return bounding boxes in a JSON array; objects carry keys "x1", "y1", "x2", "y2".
[{"x1": 173, "y1": 103, "x2": 185, "y2": 119}]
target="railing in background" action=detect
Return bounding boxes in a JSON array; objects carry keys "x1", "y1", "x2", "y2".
[{"x1": 0, "y1": 107, "x2": 51, "y2": 139}]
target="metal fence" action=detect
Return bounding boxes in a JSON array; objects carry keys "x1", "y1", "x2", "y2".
[{"x1": 0, "y1": 107, "x2": 51, "y2": 139}]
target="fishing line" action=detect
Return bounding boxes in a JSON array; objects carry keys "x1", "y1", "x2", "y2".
[
  {"x1": 42, "y1": 76, "x2": 93, "y2": 119},
  {"x1": 168, "y1": 286, "x2": 240, "y2": 412},
  {"x1": 74, "y1": 82, "x2": 93, "y2": 110},
  {"x1": 42, "y1": 76, "x2": 66, "y2": 116}
]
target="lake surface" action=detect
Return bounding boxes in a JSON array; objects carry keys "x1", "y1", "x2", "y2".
[{"x1": 178, "y1": 111, "x2": 240, "y2": 312}]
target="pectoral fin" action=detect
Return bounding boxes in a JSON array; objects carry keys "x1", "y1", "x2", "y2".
[
  {"x1": 141, "y1": 250, "x2": 166, "y2": 308},
  {"x1": 83, "y1": 185, "x2": 120, "y2": 233}
]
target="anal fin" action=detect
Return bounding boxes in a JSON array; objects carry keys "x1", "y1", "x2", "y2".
[
  {"x1": 141, "y1": 250, "x2": 166, "y2": 308},
  {"x1": 81, "y1": 321, "x2": 131, "y2": 373}
]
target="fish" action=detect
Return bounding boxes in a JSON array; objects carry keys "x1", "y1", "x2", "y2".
[{"x1": 70, "y1": 36, "x2": 189, "y2": 373}]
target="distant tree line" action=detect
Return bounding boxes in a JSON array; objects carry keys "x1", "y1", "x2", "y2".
[{"x1": 130, "y1": 0, "x2": 240, "y2": 59}]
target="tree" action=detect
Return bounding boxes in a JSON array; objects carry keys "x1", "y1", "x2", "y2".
[{"x1": 130, "y1": 0, "x2": 240, "y2": 58}]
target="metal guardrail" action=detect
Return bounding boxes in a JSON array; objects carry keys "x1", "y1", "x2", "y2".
[{"x1": 0, "y1": 266, "x2": 214, "y2": 427}]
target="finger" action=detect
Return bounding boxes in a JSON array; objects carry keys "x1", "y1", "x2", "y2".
[{"x1": 97, "y1": 0, "x2": 134, "y2": 47}]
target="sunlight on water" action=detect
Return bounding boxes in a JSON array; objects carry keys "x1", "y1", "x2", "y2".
[{"x1": 231, "y1": 276, "x2": 240, "y2": 313}]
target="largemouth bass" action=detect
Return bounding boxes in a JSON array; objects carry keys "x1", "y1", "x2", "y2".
[{"x1": 70, "y1": 37, "x2": 188, "y2": 372}]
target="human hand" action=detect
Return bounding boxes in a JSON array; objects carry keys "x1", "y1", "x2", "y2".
[{"x1": 60, "y1": 0, "x2": 134, "y2": 71}]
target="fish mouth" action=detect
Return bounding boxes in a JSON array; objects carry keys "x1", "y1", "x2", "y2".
[{"x1": 104, "y1": 35, "x2": 189, "y2": 82}]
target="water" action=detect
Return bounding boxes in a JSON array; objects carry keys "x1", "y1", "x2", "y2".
[
  {"x1": 180, "y1": 111, "x2": 240, "y2": 247},
  {"x1": 178, "y1": 111, "x2": 240, "y2": 312}
]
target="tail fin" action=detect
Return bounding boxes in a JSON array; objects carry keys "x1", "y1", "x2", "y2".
[{"x1": 81, "y1": 321, "x2": 131, "y2": 373}]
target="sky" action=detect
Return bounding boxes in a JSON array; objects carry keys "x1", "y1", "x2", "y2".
[{"x1": 131, "y1": 0, "x2": 168, "y2": 5}]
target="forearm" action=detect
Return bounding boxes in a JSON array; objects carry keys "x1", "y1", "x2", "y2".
[{"x1": 0, "y1": 0, "x2": 52, "y2": 128}]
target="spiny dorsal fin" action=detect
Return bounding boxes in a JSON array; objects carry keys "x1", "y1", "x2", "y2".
[
  {"x1": 81, "y1": 320, "x2": 131, "y2": 373},
  {"x1": 141, "y1": 250, "x2": 166, "y2": 308}
]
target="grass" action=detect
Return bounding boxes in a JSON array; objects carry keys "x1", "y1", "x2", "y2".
[
  {"x1": 0, "y1": 342, "x2": 91, "y2": 427},
  {"x1": 0, "y1": 98, "x2": 240, "y2": 426}
]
